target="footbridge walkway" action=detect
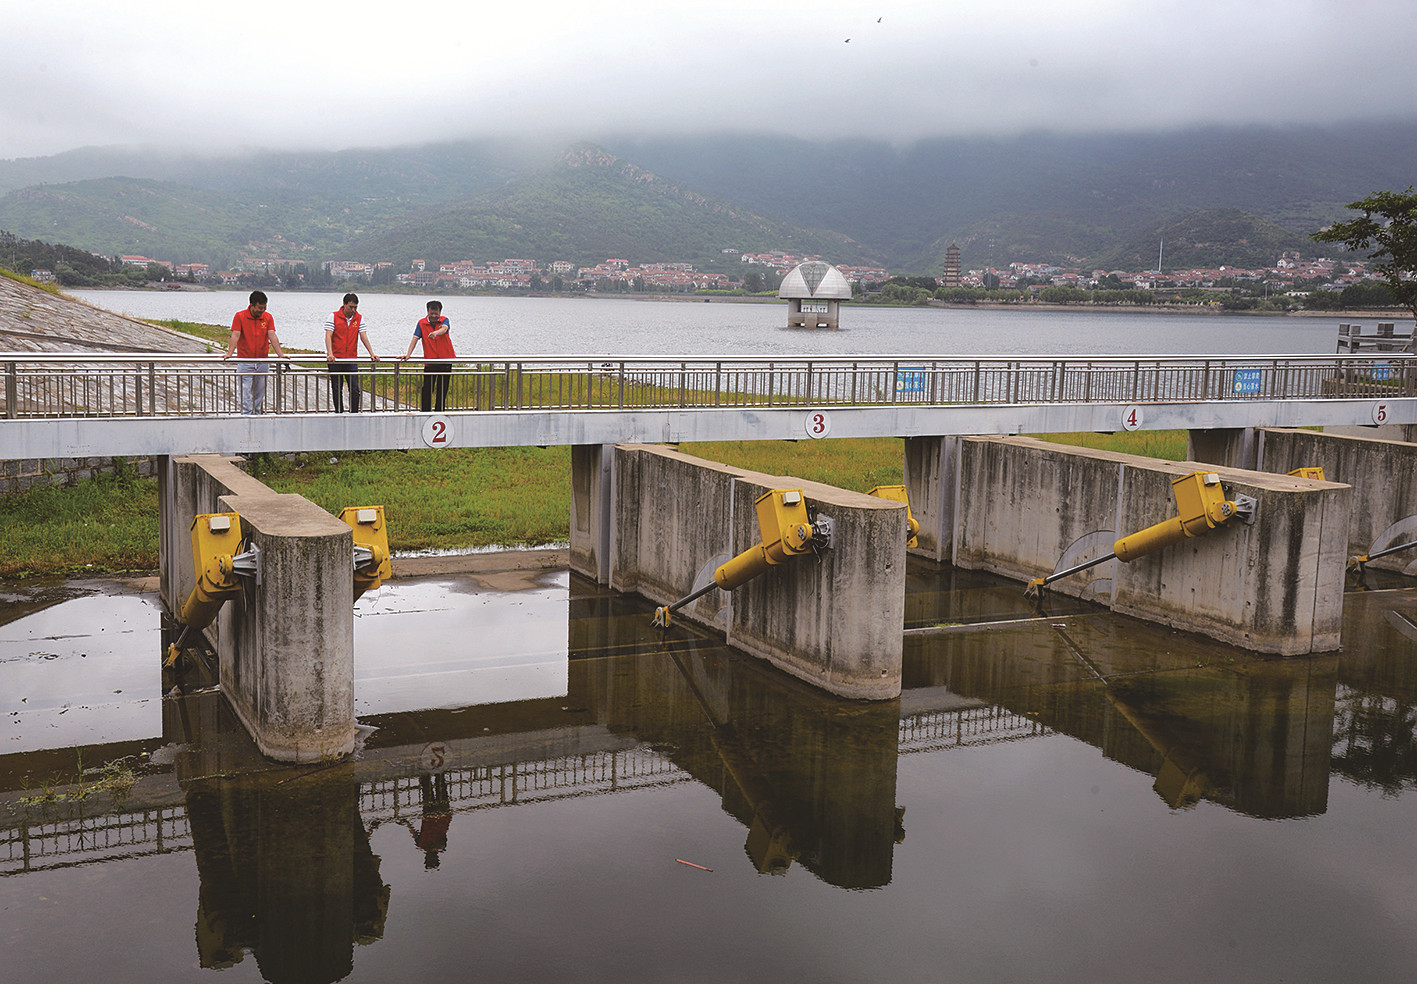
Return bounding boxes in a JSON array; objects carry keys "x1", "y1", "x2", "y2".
[{"x1": 3, "y1": 352, "x2": 1414, "y2": 458}]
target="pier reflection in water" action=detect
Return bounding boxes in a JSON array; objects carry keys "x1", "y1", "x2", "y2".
[{"x1": 3, "y1": 565, "x2": 1417, "y2": 982}]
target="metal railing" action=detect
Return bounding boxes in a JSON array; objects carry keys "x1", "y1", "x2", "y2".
[{"x1": 3, "y1": 352, "x2": 1414, "y2": 419}]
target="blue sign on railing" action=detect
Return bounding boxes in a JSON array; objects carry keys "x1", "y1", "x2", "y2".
[
  {"x1": 1232, "y1": 368, "x2": 1263, "y2": 394},
  {"x1": 896, "y1": 367, "x2": 927, "y2": 394},
  {"x1": 1372, "y1": 362, "x2": 1391, "y2": 381}
]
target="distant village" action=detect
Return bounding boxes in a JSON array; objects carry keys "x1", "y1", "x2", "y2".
[{"x1": 26, "y1": 246, "x2": 1377, "y2": 297}]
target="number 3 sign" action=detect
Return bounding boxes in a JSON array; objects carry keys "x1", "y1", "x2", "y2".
[{"x1": 805, "y1": 410, "x2": 832, "y2": 439}]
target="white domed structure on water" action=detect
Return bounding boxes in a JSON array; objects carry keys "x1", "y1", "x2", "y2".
[{"x1": 778, "y1": 260, "x2": 851, "y2": 328}]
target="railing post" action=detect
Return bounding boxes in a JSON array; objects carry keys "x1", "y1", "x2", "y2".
[
  {"x1": 767, "y1": 363, "x2": 775, "y2": 406},
  {"x1": 713, "y1": 362, "x2": 721, "y2": 407},
  {"x1": 805, "y1": 361, "x2": 813, "y2": 406},
  {"x1": 147, "y1": 362, "x2": 157, "y2": 416},
  {"x1": 516, "y1": 363, "x2": 523, "y2": 407},
  {"x1": 619, "y1": 362, "x2": 627, "y2": 408},
  {"x1": 5, "y1": 361, "x2": 16, "y2": 419}
]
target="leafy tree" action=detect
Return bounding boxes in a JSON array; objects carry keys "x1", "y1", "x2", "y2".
[{"x1": 1312, "y1": 187, "x2": 1417, "y2": 321}]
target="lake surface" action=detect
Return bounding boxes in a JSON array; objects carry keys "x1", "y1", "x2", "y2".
[
  {"x1": 72, "y1": 289, "x2": 1348, "y2": 360},
  {"x1": 3, "y1": 566, "x2": 1416, "y2": 984}
]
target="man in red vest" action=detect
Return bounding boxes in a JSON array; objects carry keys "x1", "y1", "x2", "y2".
[
  {"x1": 400, "y1": 300, "x2": 456, "y2": 412},
  {"x1": 221, "y1": 290, "x2": 288, "y2": 414},
  {"x1": 324, "y1": 292, "x2": 380, "y2": 412}
]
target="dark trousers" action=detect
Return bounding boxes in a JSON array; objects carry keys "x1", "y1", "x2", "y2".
[
  {"x1": 420, "y1": 363, "x2": 451, "y2": 412},
  {"x1": 328, "y1": 362, "x2": 362, "y2": 412}
]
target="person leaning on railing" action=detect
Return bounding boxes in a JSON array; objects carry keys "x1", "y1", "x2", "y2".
[
  {"x1": 325, "y1": 292, "x2": 380, "y2": 413},
  {"x1": 222, "y1": 289, "x2": 289, "y2": 414},
  {"x1": 400, "y1": 299, "x2": 455, "y2": 412}
]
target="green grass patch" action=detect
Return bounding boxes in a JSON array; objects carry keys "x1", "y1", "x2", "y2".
[
  {"x1": 245, "y1": 447, "x2": 573, "y2": 551},
  {"x1": 0, "y1": 463, "x2": 159, "y2": 578},
  {"x1": 144, "y1": 318, "x2": 230, "y2": 347},
  {"x1": 679, "y1": 438, "x2": 906, "y2": 490},
  {"x1": 1028, "y1": 429, "x2": 1189, "y2": 461}
]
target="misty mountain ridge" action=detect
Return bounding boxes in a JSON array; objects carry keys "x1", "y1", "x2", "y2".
[{"x1": 1, "y1": 122, "x2": 1413, "y2": 275}]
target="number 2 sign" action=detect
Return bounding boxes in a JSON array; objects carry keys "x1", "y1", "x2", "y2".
[{"x1": 421, "y1": 415, "x2": 454, "y2": 448}]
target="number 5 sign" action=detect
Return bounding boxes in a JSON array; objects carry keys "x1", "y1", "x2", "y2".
[
  {"x1": 1373, "y1": 401, "x2": 1389, "y2": 426},
  {"x1": 804, "y1": 410, "x2": 832, "y2": 439},
  {"x1": 421, "y1": 415, "x2": 454, "y2": 448}
]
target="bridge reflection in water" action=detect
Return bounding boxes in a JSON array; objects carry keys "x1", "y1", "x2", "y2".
[{"x1": 3, "y1": 565, "x2": 1417, "y2": 983}]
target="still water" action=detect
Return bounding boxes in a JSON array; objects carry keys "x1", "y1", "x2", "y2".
[
  {"x1": 71, "y1": 289, "x2": 1347, "y2": 359},
  {"x1": 3, "y1": 566, "x2": 1416, "y2": 983}
]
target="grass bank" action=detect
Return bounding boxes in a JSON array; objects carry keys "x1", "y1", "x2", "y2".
[{"x1": 0, "y1": 432, "x2": 1192, "y2": 579}]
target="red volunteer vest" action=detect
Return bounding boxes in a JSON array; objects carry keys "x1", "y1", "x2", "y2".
[
  {"x1": 330, "y1": 309, "x2": 362, "y2": 359},
  {"x1": 232, "y1": 308, "x2": 274, "y2": 358},
  {"x1": 418, "y1": 316, "x2": 456, "y2": 359}
]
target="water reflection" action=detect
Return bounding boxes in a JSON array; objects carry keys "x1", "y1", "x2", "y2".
[
  {"x1": 903, "y1": 596, "x2": 1339, "y2": 819},
  {"x1": 3, "y1": 566, "x2": 1417, "y2": 983}
]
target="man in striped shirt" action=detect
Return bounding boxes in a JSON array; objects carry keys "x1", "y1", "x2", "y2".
[{"x1": 324, "y1": 292, "x2": 380, "y2": 412}]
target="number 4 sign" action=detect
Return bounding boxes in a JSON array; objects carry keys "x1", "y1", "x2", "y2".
[
  {"x1": 421, "y1": 415, "x2": 454, "y2": 448},
  {"x1": 1121, "y1": 406, "x2": 1144, "y2": 431}
]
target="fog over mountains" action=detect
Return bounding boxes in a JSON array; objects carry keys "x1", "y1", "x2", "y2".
[{"x1": 1, "y1": 121, "x2": 1413, "y2": 275}]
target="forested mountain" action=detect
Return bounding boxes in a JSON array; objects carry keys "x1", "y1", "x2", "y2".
[
  {"x1": 0, "y1": 122, "x2": 1413, "y2": 274},
  {"x1": 349, "y1": 144, "x2": 870, "y2": 271}
]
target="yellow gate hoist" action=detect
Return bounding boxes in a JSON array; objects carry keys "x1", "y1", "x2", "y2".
[
  {"x1": 867, "y1": 485, "x2": 920, "y2": 548},
  {"x1": 653, "y1": 488, "x2": 834, "y2": 627},
  {"x1": 165, "y1": 505, "x2": 391, "y2": 667},
  {"x1": 166, "y1": 512, "x2": 259, "y2": 666},
  {"x1": 1024, "y1": 471, "x2": 1256, "y2": 600}
]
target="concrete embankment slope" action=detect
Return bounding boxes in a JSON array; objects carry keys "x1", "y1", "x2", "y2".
[
  {"x1": 0, "y1": 275, "x2": 211, "y2": 492},
  {"x1": 0, "y1": 275, "x2": 210, "y2": 353}
]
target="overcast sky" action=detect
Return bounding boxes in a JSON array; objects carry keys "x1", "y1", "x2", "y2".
[{"x1": 3, "y1": 0, "x2": 1414, "y2": 161}]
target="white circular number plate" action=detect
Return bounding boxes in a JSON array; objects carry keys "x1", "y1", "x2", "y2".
[
  {"x1": 421, "y1": 415, "x2": 453, "y2": 448},
  {"x1": 1121, "y1": 406, "x2": 1144, "y2": 431},
  {"x1": 805, "y1": 410, "x2": 832, "y2": 439},
  {"x1": 1372, "y1": 401, "x2": 1390, "y2": 426}
]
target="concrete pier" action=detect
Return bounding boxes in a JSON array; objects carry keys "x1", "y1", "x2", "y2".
[
  {"x1": 950, "y1": 436, "x2": 1349, "y2": 655},
  {"x1": 160, "y1": 455, "x2": 357, "y2": 762},
  {"x1": 591, "y1": 444, "x2": 906, "y2": 699},
  {"x1": 1258, "y1": 427, "x2": 1417, "y2": 574}
]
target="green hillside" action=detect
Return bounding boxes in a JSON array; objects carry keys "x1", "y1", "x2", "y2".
[
  {"x1": 351, "y1": 144, "x2": 874, "y2": 269},
  {"x1": 0, "y1": 123, "x2": 1414, "y2": 274}
]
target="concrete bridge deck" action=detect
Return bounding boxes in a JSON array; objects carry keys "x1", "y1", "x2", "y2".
[{"x1": 3, "y1": 351, "x2": 1415, "y2": 457}]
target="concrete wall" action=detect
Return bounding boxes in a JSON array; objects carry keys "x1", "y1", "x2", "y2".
[
  {"x1": 904, "y1": 436, "x2": 958, "y2": 564},
  {"x1": 569, "y1": 444, "x2": 614, "y2": 584},
  {"x1": 608, "y1": 444, "x2": 906, "y2": 699},
  {"x1": 952, "y1": 436, "x2": 1349, "y2": 655},
  {"x1": 1, "y1": 454, "x2": 157, "y2": 494},
  {"x1": 161, "y1": 455, "x2": 357, "y2": 762},
  {"x1": 1259, "y1": 427, "x2": 1417, "y2": 573}
]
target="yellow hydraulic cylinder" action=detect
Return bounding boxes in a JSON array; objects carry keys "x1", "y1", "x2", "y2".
[
  {"x1": 1113, "y1": 471, "x2": 1240, "y2": 562},
  {"x1": 655, "y1": 488, "x2": 818, "y2": 626},
  {"x1": 1027, "y1": 471, "x2": 1251, "y2": 599},
  {"x1": 340, "y1": 505, "x2": 391, "y2": 601},
  {"x1": 179, "y1": 512, "x2": 245, "y2": 630},
  {"x1": 712, "y1": 489, "x2": 815, "y2": 590},
  {"x1": 868, "y1": 485, "x2": 920, "y2": 548}
]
